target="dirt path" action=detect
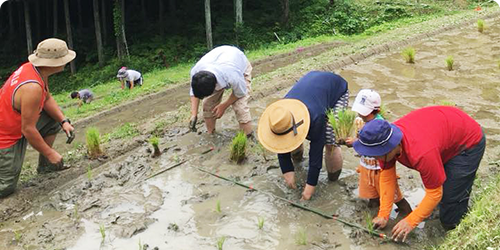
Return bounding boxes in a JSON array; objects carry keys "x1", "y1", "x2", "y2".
[{"x1": 2, "y1": 10, "x2": 500, "y2": 250}]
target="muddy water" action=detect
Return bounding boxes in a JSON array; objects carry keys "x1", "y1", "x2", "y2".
[{"x1": 3, "y1": 17, "x2": 500, "y2": 250}]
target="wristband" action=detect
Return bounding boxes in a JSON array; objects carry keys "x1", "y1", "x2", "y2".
[{"x1": 60, "y1": 118, "x2": 71, "y2": 127}]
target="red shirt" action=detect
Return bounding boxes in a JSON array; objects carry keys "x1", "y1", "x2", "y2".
[
  {"x1": 380, "y1": 106, "x2": 483, "y2": 189},
  {"x1": 0, "y1": 62, "x2": 46, "y2": 149}
]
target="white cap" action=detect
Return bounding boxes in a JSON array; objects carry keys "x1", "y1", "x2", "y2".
[{"x1": 351, "y1": 89, "x2": 381, "y2": 116}]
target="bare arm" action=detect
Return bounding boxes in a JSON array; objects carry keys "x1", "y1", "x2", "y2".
[
  {"x1": 44, "y1": 92, "x2": 65, "y2": 123},
  {"x1": 190, "y1": 96, "x2": 200, "y2": 117},
  {"x1": 129, "y1": 80, "x2": 134, "y2": 90},
  {"x1": 18, "y1": 84, "x2": 57, "y2": 158}
]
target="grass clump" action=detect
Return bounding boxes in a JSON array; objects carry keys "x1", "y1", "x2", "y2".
[
  {"x1": 432, "y1": 173, "x2": 500, "y2": 249},
  {"x1": 439, "y1": 100, "x2": 456, "y2": 106},
  {"x1": 13, "y1": 230, "x2": 22, "y2": 242},
  {"x1": 230, "y1": 131, "x2": 247, "y2": 164},
  {"x1": 477, "y1": 19, "x2": 485, "y2": 33},
  {"x1": 86, "y1": 127, "x2": 103, "y2": 158},
  {"x1": 295, "y1": 228, "x2": 307, "y2": 246},
  {"x1": 217, "y1": 236, "x2": 226, "y2": 250},
  {"x1": 149, "y1": 136, "x2": 161, "y2": 157},
  {"x1": 365, "y1": 212, "x2": 374, "y2": 233},
  {"x1": 327, "y1": 109, "x2": 357, "y2": 145},
  {"x1": 402, "y1": 47, "x2": 416, "y2": 64},
  {"x1": 445, "y1": 55, "x2": 454, "y2": 71},
  {"x1": 257, "y1": 217, "x2": 265, "y2": 230}
]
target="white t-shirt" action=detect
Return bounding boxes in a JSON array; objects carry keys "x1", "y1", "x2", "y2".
[
  {"x1": 189, "y1": 45, "x2": 249, "y2": 98},
  {"x1": 123, "y1": 70, "x2": 141, "y2": 82}
]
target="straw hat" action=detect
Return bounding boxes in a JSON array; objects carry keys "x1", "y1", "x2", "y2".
[
  {"x1": 28, "y1": 38, "x2": 76, "y2": 67},
  {"x1": 258, "y1": 99, "x2": 310, "y2": 154}
]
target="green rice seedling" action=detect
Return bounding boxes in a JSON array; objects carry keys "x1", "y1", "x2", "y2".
[
  {"x1": 217, "y1": 236, "x2": 226, "y2": 250},
  {"x1": 73, "y1": 204, "x2": 79, "y2": 220},
  {"x1": 440, "y1": 100, "x2": 456, "y2": 106},
  {"x1": 401, "y1": 47, "x2": 416, "y2": 64},
  {"x1": 149, "y1": 136, "x2": 161, "y2": 157},
  {"x1": 446, "y1": 55, "x2": 454, "y2": 71},
  {"x1": 13, "y1": 230, "x2": 22, "y2": 242},
  {"x1": 365, "y1": 212, "x2": 374, "y2": 233},
  {"x1": 230, "y1": 131, "x2": 247, "y2": 163},
  {"x1": 327, "y1": 109, "x2": 357, "y2": 145},
  {"x1": 86, "y1": 127, "x2": 103, "y2": 158},
  {"x1": 87, "y1": 165, "x2": 93, "y2": 181},
  {"x1": 497, "y1": 60, "x2": 500, "y2": 69},
  {"x1": 477, "y1": 19, "x2": 485, "y2": 33},
  {"x1": 257, "y1": 217, "x2": 265, "y2": 230},
  {"x1": 99, "y1": 224, "x2": 106, "y2": 243},
  {"x1": 138, "y1": 239, "x2": 143, "y2": 250},
  {"x1": 295, "y1": 228, "x2": 307, "y2": 245},
  {"x1": 216, "y1": 200, "x2": 221, "y2": 213},
  {"x1": 378, "y1": 104, "x2": 387, "y2": 119}
]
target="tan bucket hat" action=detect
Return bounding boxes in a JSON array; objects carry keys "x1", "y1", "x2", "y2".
[
  {"x1": 258, "y1": 99, "x2": 310, "y2": 154},
  {"x1": 28, "y1": 38, "x2": 76, "y2": 67}
]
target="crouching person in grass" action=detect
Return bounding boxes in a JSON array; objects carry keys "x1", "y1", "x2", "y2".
[
  {"x1": 258, "y1": 71, "x2": 349, "y2": 200},
  {"x1": 70, "y1": 89, "x2": 94, "y2": 106},
  {"x1": 117, "y1": 67, "x2": 143, "y2": 90},
  {"x1": 0, "y1": 38, "x2": 76, "y2": 198},
  {"x1": 188, "y1": 45, "x2": 253, "y2": 136},
  {"x1": 353, "y1": 106, "x2": 485, "y2": 242},
  {"x1": 346, "y1": 89, "x2": 412, "y2": 214}
]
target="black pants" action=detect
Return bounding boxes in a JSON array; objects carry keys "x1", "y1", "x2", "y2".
[{"x1": 440, "y1": 132, "x2": 486, "y2": 229}]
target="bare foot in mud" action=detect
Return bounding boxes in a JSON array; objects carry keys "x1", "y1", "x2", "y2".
[{"x1": 283, "y1": 172, "x2": 297, "y2": 189}]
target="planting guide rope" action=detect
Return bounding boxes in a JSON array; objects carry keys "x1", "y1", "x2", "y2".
[
  {"x1": 195, "y1": 166, "x2": 397, "y2": 242},
  {"x1": 145, "y1": 145, "x2": 405, "y2": 243}
]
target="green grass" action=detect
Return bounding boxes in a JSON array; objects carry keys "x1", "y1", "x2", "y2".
[
  {"x1": 85, "y1": 127, "x2": 103, "y2": 158},
  {"x1": 86, "y1": 165, "x2": 93, "y2": 181},
  {"x1": 295, "y1": 228, "x2": 307, "y2": 246},
  {"x1": 365, "y1": 212, "x2": 374, "y2": 233},
  {"x1": 402, "y1": 47, "x2": 416, "y2": 64},
  {"x1": 327, "y1": 109, "x2": 357, "y2": 144},
  {"x1": 446, "y1": 55, "x2": 454, "y2": 71},
  {"x1": 217, "y1": 236, "x2": 226, "y2": 250},
  {"x1": 149, "y1": 136, "x2": 161, "y2": 157},
  {"x1": 477, "y1": 19, "x2": 485, "y2": 33},
  {"x1": 13, "y1": 230, "x2": 22, "y2": 242},
  {"x1": 73, "y1": 204, "x2": 79, "y2": 220},
  {"x1": 257, "y1": 217, "x2": 265, "y2": 230},
  {"x1": 230, "y1": 132, "x2": 247, "y2": 163},
  {"x1": 433, "y1": 173, "x2": 500, "y2": 249}
]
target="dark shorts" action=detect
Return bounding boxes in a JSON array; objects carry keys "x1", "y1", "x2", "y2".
[
  {"x1": 0, "y1": 111, "x2": 60, "y2": 198},
  {"x1": 126, "y1": 77, "x2": 143, "y2": 89},
  {"x1": 439, "y1": 132, "x2": 486, "y2": 228}
]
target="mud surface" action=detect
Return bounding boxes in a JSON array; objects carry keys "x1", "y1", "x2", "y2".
[{"x1": 2, "y1": 14, "x2": 500, "y2": 250}]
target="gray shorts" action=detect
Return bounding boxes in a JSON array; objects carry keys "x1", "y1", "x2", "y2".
[
  {"x1": 325, "y1": 90, "x2": 349, "y2": 146},
  {"x1": 0, "y1": 111, "x2": 60, "y2": 197}
]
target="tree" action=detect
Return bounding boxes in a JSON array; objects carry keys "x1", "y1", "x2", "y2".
[
  {"x1": 23, "y1": 0, "x2": 33, "y2": 55},
  {"x1": 63, "y1": 0, "x2": 76, "y2": 74},
  {"x1": 101, "y1": 0, "x2": 108, "y2": 44},
  {"x1": 53, "y1": 0, "x2": 58, "y2": 36},
  {"x1": 8, "y1": 1, "x2": 15, "y2": 35},
  {"x1": 93, "y1": 0, "x2": 104, "y2": 66},
  {"x1": 34, "y1": 0, "x2": 41, "y2": 41},
  {"x1": 205, "y1": 0, "x2": 213, "y2": 49},
  {"x1": 159, "y1": 0, "x2": 164, "y2": 36},
  {"x1": 235, "y1": 0, "x2": 243, "y2": 24},
  {"x1": 169, "y1": 0, "x2": 177, "y2": 29},
  {"x1": 114, "y1": 0, "x2": 129, "y2": 60},
  {"x1": 280, "y1": 0, "x2": 289, "y2": 26}
]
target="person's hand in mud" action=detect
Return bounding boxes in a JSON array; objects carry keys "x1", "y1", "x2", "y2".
[
  {"x1": 301, "y1": 184, "x2": 315, "y2": 200},
  {"x1": 189, "y1": 116, "x2": 198, "y2": 132},
  {"x1": 46, "y1": 149, "x2": 63, "y2": 165},
  {"x1": 372, "y1": 216, "x2": 388, "y2": 230},
  {"x1": 212, "y1": 103, "x2": 228, "y2": 119},
  {"x1": 391, "y1": 218, "x2": 413, "y2": 242},
  {"x1": 283, "y1": 172, "x2": 297, "y2": 189},
  {"x1": 344, "y1": 137, "x2": 356, "y2": 147}
]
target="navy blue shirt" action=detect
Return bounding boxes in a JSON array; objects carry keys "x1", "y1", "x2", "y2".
[{"x1": 278, "y1": 71, "x2": 348, "y2": 186}]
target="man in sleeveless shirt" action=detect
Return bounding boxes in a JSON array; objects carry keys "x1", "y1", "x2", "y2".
[{"x1": 0, "y1": 38, "x2": 76, "y2": 198}]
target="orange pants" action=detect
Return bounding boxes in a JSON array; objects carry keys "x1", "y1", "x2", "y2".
[{"x1": 357, "y1": 166, "x2": 403, "y2": 202}]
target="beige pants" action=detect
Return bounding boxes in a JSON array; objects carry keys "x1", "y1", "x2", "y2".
[{"x1": 202, "y1": 61, "x2": 252, "y2": 124}]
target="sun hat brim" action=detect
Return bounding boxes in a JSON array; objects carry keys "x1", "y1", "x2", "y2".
[
  {"x1": 258, "y1": 99, "x2": 311, "y2": 154},
  {"x1": 353, "y1": 124, "x2": 403, "y2": 157},
  {"x1": 28, "y1": 50, "x2": 76, "y2": 67},
  {"x1": 352, "y1": 101, "x2": 373, "y2": 116}
]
